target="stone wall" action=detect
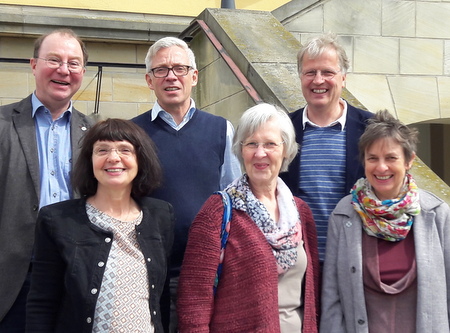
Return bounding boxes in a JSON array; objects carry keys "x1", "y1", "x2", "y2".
[
  {"x1": 0, "y1": 35, "x2": 154, "y2": 119},
  {"x1": 273, "y1": 0, "x2": 450, "y2": 187},
  {"x1": 274, "y1": 0, "x2": 450, "y2": 124},
  {"x1": 189, "y1": 30, "x2": 255, "y2": 126},
  {"x1": 0, "y1": 4, "x2": 191, "y2": 119}
]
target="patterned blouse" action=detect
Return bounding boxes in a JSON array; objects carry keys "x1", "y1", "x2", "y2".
[{"x1": 86, "y1": 203, "x2": 154, "y2": 333}]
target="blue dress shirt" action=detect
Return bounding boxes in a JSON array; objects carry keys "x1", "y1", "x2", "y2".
[{"x1": 32, "y1": 93, "x2": 73, "y2": 209}]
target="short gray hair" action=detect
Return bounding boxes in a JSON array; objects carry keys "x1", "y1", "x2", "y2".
[
  {"x1": 144, "y1": 37, "x2": 197, "y2": 73},
  {"x1": 297, "y1": 33, "x2": 349, "y2": 75},
  {"x1": 232, "y1": 103, "x2": 298, "y2": 172}
]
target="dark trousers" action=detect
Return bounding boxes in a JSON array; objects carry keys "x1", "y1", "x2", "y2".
[{"x1": 0, "y1": 272, "x2": 31, "y2": 333}]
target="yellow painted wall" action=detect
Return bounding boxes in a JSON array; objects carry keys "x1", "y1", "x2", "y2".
[{"x1": 0, "y1": 0, "x2": 290, "y2": 16}]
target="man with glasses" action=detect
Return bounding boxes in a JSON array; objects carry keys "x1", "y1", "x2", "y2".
[
  {"x1": 132, "y1": 36, "x2": 241, "y2": 333},
  {"x1": 0, "y1": 29, "x2": 93, "y2": 331},
  {"x1": 281, "y1": 34, "x2": 373, "y2": 264}
]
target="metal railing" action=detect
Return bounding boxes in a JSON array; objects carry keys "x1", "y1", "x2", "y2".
[{"x1": 0, "y1": 58, "x2": 145, "y2": 115}]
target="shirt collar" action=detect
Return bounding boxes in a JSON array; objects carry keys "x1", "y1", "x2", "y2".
[
  {"x1": 150, "y1": 98, "x2": 196, "y2": 122},
  {"x1": 302, "y1": 98, "x2": 347, "y2": 131},
  {"x1": 31, "y1": 92, "x2": 73, "y2": 119}
]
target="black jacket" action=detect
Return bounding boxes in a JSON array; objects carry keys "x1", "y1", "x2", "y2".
[{"x1": 26, "y1": 197, "x2": 174, "y2": 333}]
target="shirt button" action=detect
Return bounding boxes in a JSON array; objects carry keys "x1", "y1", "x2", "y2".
[
  {"x1": 153, "y1": 311, "x2": 157, "y2": 315},
  {"x1": 105, "y1": 237, "x2": 111, "y2": 243},
  {"x1": 147, "y1": 258, "x2": 151, "y2": 262},
  {"x1": 345, "y1": 221, "x2": 352, "y2": 228},
  {"x1": 351, "y1": 267, "x2": 356, "y2": 273},
  {"x1": 86, "y1": 317, "x2": 92, "y2": 323},
  {"x1": 52, "y1": 193, "x2": 57, "y2": 198},
  {"x1": 358, "y1": 319, "x2": 365, "y2": 325},
  {"x1": 151, "y1": 285, "x2": 155, "y2": 289},
  {"x1": 91, "y1": 288, "x2": 98, "y2": 294},
  {"x1": 50, "y1": 170, "x2": 55, "y2": 176},
  {"x1": 98, "y1": 261, "x2": 105, "y2": 267}
]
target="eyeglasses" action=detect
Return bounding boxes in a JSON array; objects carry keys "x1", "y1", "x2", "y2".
[
  {"x1": 93, "y1": 146, "x2": 135, "y2": 158},
  {"x1": 241, "y1": 141, "x2": 285, "y2": 152},
  {"x1": 150, "y1": 65, "x2": 193, "y2": 78},
  {"x1": 301, "y1": 69, "x2": 340, "y2": 80},
  {"x1": 36, "y1": 57, "x2": 84, "y2": 74}
]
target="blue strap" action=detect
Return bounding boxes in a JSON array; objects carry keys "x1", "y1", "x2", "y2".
[{"x1": 213, "y1": 191, "x2": 232, "y2": 295}]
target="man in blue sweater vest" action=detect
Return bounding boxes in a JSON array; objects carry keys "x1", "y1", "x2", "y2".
[
  {"x1": 132, "y1": 37, "x2": 241, "y2": 332},
  {"x1": 281, "y1": 34, "x2": 373, "y2": 264}
]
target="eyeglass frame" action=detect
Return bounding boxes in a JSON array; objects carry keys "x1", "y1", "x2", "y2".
[
  {"x1": 240, "y1": 141, "x2": 285, "y2": 151},
  {"x1": 36, "y1": 57, "x2": 84, "y2": 74},
  {"x1": 149, "y1": 65, "x2": 193, "y2": 78},
  {"x1": 301, "y1": 69, "x2": 341, "y2": 80},
  {"x1": 92, "y1": 146, "x2": 135, "y2": 158}
]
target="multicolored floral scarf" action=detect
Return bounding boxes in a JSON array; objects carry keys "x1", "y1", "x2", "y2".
[
  {"x1": 351, "y1": 173, "x2": 421, "y2": 242},
  {"x1": 225, "y1": 174, "x2": 302, "y2": 274}
]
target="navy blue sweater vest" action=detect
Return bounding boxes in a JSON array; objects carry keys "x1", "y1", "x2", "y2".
[{"x1": 132, "y1": 109, "x2": 227, "y2": 276}]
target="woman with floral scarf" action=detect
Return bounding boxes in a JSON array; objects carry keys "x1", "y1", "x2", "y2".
[
  {"x1": 177, "y1": 103, "x2": 320, "y2": 332},
  {"x1": 320, "y1": 110, "x2": 450, "y2": 333}
]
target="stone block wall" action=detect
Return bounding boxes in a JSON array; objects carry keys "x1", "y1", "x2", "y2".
[
  {"x1": 190, "y1": 31, "x2": 254, "y2": 125},
  {"x1": 0, "y1": 35, "x2": 154, "y2": 119},
  {"x1": 273, "y1": 0, "x2": 450, "y2": 123},
  {"x1": 0, "y1": 3, "x2": 193, "y2": 118},
  {"x1": 273, "y1": 0, "x2": 450, "y2": 189}
]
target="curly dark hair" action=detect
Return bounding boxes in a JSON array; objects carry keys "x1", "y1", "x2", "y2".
[{"x1": 72, "y1": 118, "x2": 162, "y2": 198}]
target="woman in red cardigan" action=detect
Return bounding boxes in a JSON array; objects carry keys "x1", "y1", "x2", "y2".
[{"x1": 177, "y1": 103, "x2": 320, "y2": 332}]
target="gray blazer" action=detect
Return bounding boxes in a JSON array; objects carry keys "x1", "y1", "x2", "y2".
[
  {"x1": 0, "y1": 95, "x2": 94, "y2": 320},
  {"x1": 321, "y1": 190, "x2": 450, "y2": 333}
]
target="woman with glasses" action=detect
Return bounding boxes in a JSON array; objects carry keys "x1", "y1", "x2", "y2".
[
  {"x1": 177, "y1": 103, "x2": 320, "y2": 332},
  {"x1": 26, "y1": 119, "x2": 174, "y2": 333}
]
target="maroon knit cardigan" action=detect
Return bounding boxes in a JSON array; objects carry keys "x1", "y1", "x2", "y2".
[{"x1": 177, "y1": 194, "x2": 320, "y2": 332}]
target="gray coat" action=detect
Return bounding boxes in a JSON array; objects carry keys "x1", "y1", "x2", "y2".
[
  {"x1": 0, "y1": 95, "x2": 94, "y2": 320},
  {"x1": 321, "y1": 190, "x2": 450, "y2": 333}
]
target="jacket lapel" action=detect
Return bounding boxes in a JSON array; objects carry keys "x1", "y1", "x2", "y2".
[
  {"x1": 70, "y1": 109, "x2": 91, "y2": 165},
  {"x1": 12, "y1": 96, "x2": 40, "y2": 198}
]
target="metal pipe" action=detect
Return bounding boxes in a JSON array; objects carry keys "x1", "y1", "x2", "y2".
[{"x1": 221, "y1": 0, "x2": 235, "y2": 9}]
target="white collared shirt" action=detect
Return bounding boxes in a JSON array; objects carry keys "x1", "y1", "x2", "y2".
[{"x1": 302, "y1": 98, "x2": 348, "y2": 131}]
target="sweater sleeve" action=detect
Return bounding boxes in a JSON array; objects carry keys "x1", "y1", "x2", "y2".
[
  {"x1": 177, "y1": 195, "x2": 223, "y2": 332},
  {"x1": 296, "y1": 197, "x2": 320, "y2": 332}
]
